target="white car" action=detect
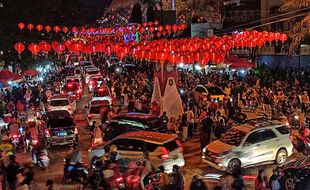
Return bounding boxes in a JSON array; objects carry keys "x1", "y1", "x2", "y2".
[
  {"x1": 202, "y1": 118, "x2": 294, "y2": 172},
  {"x1": 89, "y1": 131, "x2": 185, "y2": 175},
  {"x1": 88, "y1": 76, "x2": 104, "y2": 91},
  {"x1": 48, "y1": 94, "x2": 77, "y2": 115},
  {"x1": 90, "y1": 86, "x2": 112, "y2": 104},
  {"x1": 86, "y1": 99, "x2": 111, "y2": 126},
  {"x1": 84, "y1": 69, "x2": 101, "y2": 84}
]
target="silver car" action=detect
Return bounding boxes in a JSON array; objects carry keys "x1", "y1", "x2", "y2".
[{"x1": 202, "y1": 119, "x2": 294, "y2": 172}]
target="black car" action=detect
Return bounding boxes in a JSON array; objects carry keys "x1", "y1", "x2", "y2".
[
  {"x1": 278, "y1": 158, "x2": 310, "y2": 190},
  {"x1": 104, "y1": 113, "x2": 166, "y2": 140},
  {"x1": 42, "y1": 110, "x2": 78, "y2": 146}
]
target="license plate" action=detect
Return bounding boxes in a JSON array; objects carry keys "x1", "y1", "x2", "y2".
[{"x1": 57, "y1": 132, "x2": 67, "y2": 137}]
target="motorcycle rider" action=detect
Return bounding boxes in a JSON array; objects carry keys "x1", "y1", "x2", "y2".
[
  {"x1": 64, "y1": 143, "x2": 83, "y2": 182},
  {"x1": 32, "y1": 137, "x2": 48, "y2": 165}
]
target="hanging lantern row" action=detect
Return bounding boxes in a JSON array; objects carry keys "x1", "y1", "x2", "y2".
[
  {"x1": 18, "y1": 22, "x2": 70, "y2": 33},
  {"x1": 14, "y1": 31, "x2": 288, "y2": 65}
]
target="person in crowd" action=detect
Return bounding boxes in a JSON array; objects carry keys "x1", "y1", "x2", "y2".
[
  {"x1": 200, "y1": 114, "x2": 213, "y2": 151},
  {"x1": 5, "y1": 155, "x2": 20, "y2": 190},
  {"x1": 269, "y1": 168, "x2": 281, "y2": 190},
  {"x1": 158, "y1": 165, "x2": 169, "y2": 189},
  {"x1": 190, "y1": 175, "x2": 207, "y2": 190},
  {"x1": 186, "y1": 106, "x2": 195, "y2": 139},
  {"x1": 181, "y1": 110, "x2": 188, "y2": 142},
  {"x1": 160, "y1": 111, "x2": 169, "y2": 130},
  {"x1": 255, "y1": 169, "x2": 269, "y2": 190},
  {"x1": 45, "y1": 179, "x2": 54, "y2": 190},
  {"x1": 166, "y1": 165, "x2": 184, "y2": 190},
  {"x1": 232, "y1": 167, "x2": 245, "y2": 190}
]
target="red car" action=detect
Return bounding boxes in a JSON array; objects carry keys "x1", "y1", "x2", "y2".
[{"x1": 88, "y1": 76, "x2": 104, "y2": 91}]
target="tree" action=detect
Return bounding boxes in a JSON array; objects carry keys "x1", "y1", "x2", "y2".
[
  {"x1": 280, "y1": 0, "x2": 310, "y2": 54},
  {"x1": 130, "y1": 3, "x2": 143, "y2": 24}
]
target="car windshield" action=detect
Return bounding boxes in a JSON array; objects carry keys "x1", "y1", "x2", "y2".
[
  {"x1": 93, "y1": 89, "x2": 109, "y2": 97},
  {"x1": 89, "y1": 105, "x2": 102, "y2": 114},
  {"x1": 67, "y1": 78, "x2": 79, "y2": 83},
  {"x1": 50, "y1": 99, "x2": 69, "y2": 106},
  {"x1": 220, "y1": 128, "x2": 247, "y2": 146},
  {"x1": 87, "y1": 71, "x2": 99, "y2": 75},
  {"x1": 207, "y1": 87, "x2": 224, "y2": 95},
  {"x1": 48, "y1": 118, "x2": 74, "y2": 128}
]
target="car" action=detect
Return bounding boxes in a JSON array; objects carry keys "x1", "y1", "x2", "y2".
[
  {"x1": 43, "y1": 110, "x2": 78, "y2": 146},
  {"x1": 278, "y1": 158, "x2": 310, "y2": 190},
  {"x1": 88, "y1": 75, "x2": 105, "y2": 91},
  {"x1": 86, "y1": 99, "x2": 111, "y2": 127},
  {"x1": 79, "y1": 61, "x2": 93, "y2": 68},
  {"x1": 202, "y1": 118, "x2": 294, "y2": 172},
  {"x1": 193, "y1": 85, "x2": 226, "y2": 107},
  {"x1": 84, "y1": 69, "x2": 101, "y2": 84},
  {"x1": 89, "y1": 131, "x2": 185, "y2": 173},
  {"x1": 90, "y1": 86, "x2": 112, "y2": 103},
  {"x1": 61, "y1": 82, "x2": 83, "y2": 99},
  {"x1": 48, "y1": 94, "x2": 76, "y2": 115},
  {"x1": 104, "y1": 112, "x2": 167, "y2": 140},
  {"x1": 65, "y1": 54, "x2": 80, "y2": 66},
  {"x1": 65, "y1": 76, "x2": 83, "y2": 89}
]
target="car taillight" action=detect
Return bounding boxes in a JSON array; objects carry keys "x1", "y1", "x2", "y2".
[
  {"x1": 45, "y1": 129, "x2": 51, "y2": 137},
  {"x1": 74, "y1": 127, "x2": 78, "y2": 134},
  {"x1": 115, "y1": 176, "x2": 124, "y2": 183},
  {"x1": 160, "y1": 147, "x2": 169, "y2": 160}
]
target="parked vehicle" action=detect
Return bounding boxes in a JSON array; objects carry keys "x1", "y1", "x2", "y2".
[
  {"x1": 104, "y1": 113, "x2": 167, "y2": 140},
  {"x1": 88, "y1": 76, "x2": 105, "y2": 91},
  {"x1": 89, "y1": 131, "x2": 185, "y2": 173},
  {"x1": 61, "y1": 82, "x2": 83, "y2": 100},
  {"x1": 202, "y1": 118, "x2": 294, "y2": 173},
  {"x1": 42, "y1": 110, "x2": 78, "y2": 146},
  {"x1": 278, "y1": 158, "x2": 310, "y2": 190}
]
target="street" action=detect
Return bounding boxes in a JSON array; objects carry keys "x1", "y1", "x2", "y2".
[{"x1": 14, "y1": 87, "x2": 295, "y2": 190}]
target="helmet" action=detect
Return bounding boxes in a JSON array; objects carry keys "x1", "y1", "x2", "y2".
[{"x1": 109, "y1": 145, "x2": 117, "y2": 152}]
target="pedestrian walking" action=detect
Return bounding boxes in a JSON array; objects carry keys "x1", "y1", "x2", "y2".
[
  {"x1": 232, "y1": 168, "x2": 245, "y2": 190},
  {"x1": 255, "y1": 169, "x2": 268, "y2": 190},
  {"x1": 268, "y1": 168, "x2": 281, "y2": 190},
  {"x1": 190, "y1": 175, "x2": 207, "y2": 190}
]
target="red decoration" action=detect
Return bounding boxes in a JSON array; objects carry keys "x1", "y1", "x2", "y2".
[
  {"x1": 71, "y1": 27, "x2": 78, "y2": 33},
  {"x1": 172, "y1": 24, "x2": 178, "y2": 33},
  {"x1": 36, "y1": 24, "x2": 43, "y2": 32},
  {"x1": 39, "y1": 41, "x2": 51, "y2": 53},
  {"x1": 54, "y1": 26, "x2": 61, "y2": 33},
  {"x1": 62, "y1": 27, "x2": 69, "y2": 33},
  {"x1": 279, "y1": 34, "x2": 288, "y2": 43},
  {"x1": 27, "y1": 24, "x2": 34, "y2": 31},
  {"x1": 18, "y1": 23, "x2": 25, "y2": 30},
  {"x1": 154, "y1": 20, "x2": 159, "y2": 25},
  {"x1": 69, "y1": 41, "x2": 84, "y2": 53},
  {"x1": 14, "y1": 42, "x2": 25, "y2": 54},
  {"x1": 165, "y1": 25, "x2": 171, "y2": 31},
  {"x1": 28, "y1": 43, "x2": 41, "y2": 55},
  {"x1": 45, "y1": 25, "x2": 51, "y2": 33},
  {"x1": 158, "y1": 25, "x2": 164, "y2": 32}
]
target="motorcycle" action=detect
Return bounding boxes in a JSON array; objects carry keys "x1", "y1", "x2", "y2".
[
  {"x1": 36, "y1": 149, "x2": 50, "y2": 170},
  {"x1": 63, "y1": 157, "x2": 88, "y2": 184}
]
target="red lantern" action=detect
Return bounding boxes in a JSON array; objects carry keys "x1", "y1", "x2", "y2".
[
  {"x1": 39, "y1": 41, "x2": 51, "y2": 53},
  {"x1": 18, "y1": 23, "x2": 25, "y2": 30},
  {"x1": 142, "y1": 22, "x2": 148, "y2": 27},
  {"x1": 54, "y1": 26, "x2": 61, "y2": 33},
  {"x1": 165, "y1": 25, "x2": 171, "y2": 31},
  {"x1": 71, "y1": 27, "x2": 78, "y2": 33},
  {"x1": 199, "y1": 56, "x2": 209, "y2": 66},
  {"x1": 156, "y1": 32, "x2": 161, "y2": 38},
  {"x1": 36, "y1": 24, "x2": 43, "y2": 32},
  {"x1": 28, "y1": 43, "x2": 41, "y2": 55},
  {"x1": 45, "y1": 25, "x2": 51, "y2": 33},
  {"x1": 62, "y1": 27, "x2": 69, "y2": 33},
  {"x1": 14, "y1": 42, "x2": 25, "y2": 54},
  {"x1": 156, "y1": 52, "x2": 168, "y2": 62},
  {"x1": 158, "y1": 25, "x2": 164, "y2": 32},
  {"x1": 172, "y1": 24, "x2": 178, "y2": 33},
  {"x1": 139, "y1": 27, "x2": 146, "y2": 33},
  {"x1": 27, "y1": 24, "x2": 34, "y2": 31},
  {"x1": 279, "y1": 34, "x2": 288, "y2": 43},
  {"x1": 274, "y1": 32, "x2": 281, "y2": 41},
  {"x1": 54, "y1": 43, "x2": 66, "y2": 54},
  {"x1": 69, "y1": 41, "x2": 84, "y2": 53},
  {"x1": 169, "y1": 54, "x2": 179, "y2": 64},
  {"x1": 149, "y1": 27, "x2": 154, "y2": 33},
  {"x1": 154, "y1": 20, "x2": 159, "y2": 25}
]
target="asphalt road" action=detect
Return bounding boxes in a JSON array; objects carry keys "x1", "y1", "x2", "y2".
[{"x1": 15, "y1": 88, "x2": 299, "y2": 190}]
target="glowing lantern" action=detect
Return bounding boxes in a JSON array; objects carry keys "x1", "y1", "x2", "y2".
[
  {"x1": 62, "y1": 27, "x2": 69, "y2": 33},
  {"x1": 27, "y1": 24, "x2": 34, "y2": 31},
  {"x1": 36, "y1": 24, "x2": 43, "y2": 32},
  {"x1": 28, "y1": 43, "x2": 41, "y2": 55},
  {"x1": 18, "y1": 23, "x2": 25, "y2": 30},
  {"x1": 54, "y1": 26, "x2": 61, "y2": 33},
  {"x1": 45, "y1": 25, "x2": 51, "y2": 33},
  {"x1": 14, "y1": 42, "x2": 25, "y2": 54}
]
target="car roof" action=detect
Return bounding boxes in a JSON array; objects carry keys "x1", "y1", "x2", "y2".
[
  {"x1": 235, "y1": 118, "x2": 285, "y2": 133},
  {"x1": 117, "y1": 131, "x2": 176, "y2": 145},
  {"x1": 45, "y1": 110, "x2": 72, "y2": 118},
  {"x1": 114, "y1": 112, "x2": 159, "y2": 120},
  {"x1": 90, "y1": 100, "x2": 110, "y2": 106},
  {"x1": 51, "y1": 94, "x2": 69, "y2": 99},
  {"x1": 90, "y1": 75, "x2": 103, "y2": 79}
]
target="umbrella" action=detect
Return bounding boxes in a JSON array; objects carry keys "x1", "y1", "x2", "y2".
[
  {"x1": 229, "y1": 58, "x2": 254, "y2": 69},
  {"x1": 23, "y1": 69, "x2": 39, "y2": 76},
  {"x1": 0, "y1": 69, "x2": 22, "y2": 81},
  {"x1": 224, "y1": 55, "x2": 239, "y2": 64}
]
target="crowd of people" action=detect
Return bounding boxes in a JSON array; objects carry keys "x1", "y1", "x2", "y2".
[{"x1": 0, "y1": 53, "x2": 309, "y2": 190}]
